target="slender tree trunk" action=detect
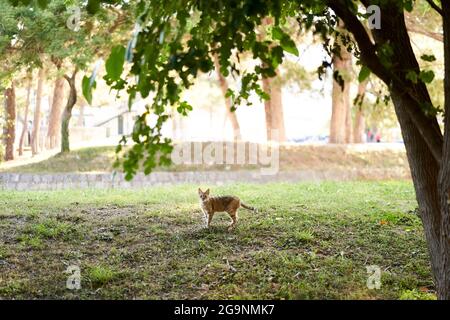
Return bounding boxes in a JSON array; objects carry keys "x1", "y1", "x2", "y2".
[
  {"x1": 18, "y1": 76, "x2": 32, "y2": 156},
  {"x1": 263, "y1": 75, "x2": 286, "y2": 143},
  {"x1": 61, "y1": 68, "x2": 78, "y2": 153},
  {"x1": 329, "y1": 20, "x2": 353, "y2": 144},
  {"x1": 31, "y1": 68, "x2": 45, "y2": 156},
  {"x1": 213, "y1": 54, "x2": 241, "y2": 140},
  {"x1": 3, "y1": 83, "x2": 16, "y2": 161},
  {"x1": 46, "y1": 77, "x2": 65, "y2": 149},
  {"x1": 353, "y1": 80, "x2": 368, "y2": 143},
  {"x1": 257, "y1": 17, "x2": 287, "y2": 143}
]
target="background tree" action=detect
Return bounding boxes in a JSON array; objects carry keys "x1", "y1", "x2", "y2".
[
  {"x1": 18, "y1": 73, "x2": 32, "y2": 155},
  {"x1": 46, "y1": 60, "x2": 65, "y2": 149},
  {"x1": 329, "y1": 20, "x2": 353, "y2": 144},
  {"x1": 3, "y1": 82, "x2": 16, "y2": 161},
  {"x1": 213, "y1": 54, "x2": 242, "y2": 140},
  {"x1": 31, "y1": 67, "x2": 45, "y2": 155}
]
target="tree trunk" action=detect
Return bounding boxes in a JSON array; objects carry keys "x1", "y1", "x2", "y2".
[
  {"x1": 353, "y1": 80, "x2": 368, "y2": 143},
  {"x1": 31, "y1": 68, "x2": 45, "y2": 156},
  {"x1": 3, "y1": 83, "x2": 16, "y2": 161},
  {"x1": 391, "y1": 89, "x2": 443, "y2": 293},
  {"x1": 61, "y1": 69, "x2": 78, "y2": 153},
  {"x1": 372, "y1": 3, "x2": 448, "y2": 299},
  {"x1": 213, "y1": 54, "x2": 241, "y2": 140},
  {"x1": 18, "y1": 76, "x2": 32, "y2": 156},
  {"x1": 46, "y1": 77, "x2": 65, "y2": 149},
  {"x1": 262, "y1": 73, "x2": 287, "y2": 142},
  {"x1": 257, "y1": 16, "x2": 287, "y2": 143},
  {"x1": 437, "y1": 0, "x2": 450, "y2": 300},
  {"x1": 329, "y1": 1, "x2": 450, "y2": 298},
  {"x1": 345, "y1": 94, "x2": 353, "y2": 143},
  {"x1": 329, "y1": 20, "x2": 353, "y2": 144}
]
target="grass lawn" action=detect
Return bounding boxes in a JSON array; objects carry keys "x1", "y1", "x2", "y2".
[{"x1": 0, "y1": 181, "x2": 435, "y2": 299}]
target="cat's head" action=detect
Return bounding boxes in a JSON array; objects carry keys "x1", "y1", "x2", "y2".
[{"x1": 198, "y1": 188, "x2": 210, "y2": 201}]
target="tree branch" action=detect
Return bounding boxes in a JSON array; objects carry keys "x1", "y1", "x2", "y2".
[
  {"x1": 63, "y1": 66, "x2": 79, "y2": 84},
  {"x1": 326, "y1": 1, "x2": 391, "y2": 84},
  {"x1": 426, "y1": 0, "x2": 443, "y2": 16},
  {"x1": 328, "y1": 0, "x2": 443, "y2": 163},
  {"x1": 405, "y1": 13, "x2": 443, "y2": 42}
]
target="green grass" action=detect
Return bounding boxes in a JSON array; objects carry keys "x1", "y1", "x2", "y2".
[
  {"x1": 88, "y1": 265, "x2": 120, "y2": 287},
  {"x1": 0, "y1": 181, "x2": 434, "y2": 299}
]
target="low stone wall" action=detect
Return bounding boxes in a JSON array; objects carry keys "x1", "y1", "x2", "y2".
[{"x1": 0, "y1": 167, "x2": 410, "y2": 191}]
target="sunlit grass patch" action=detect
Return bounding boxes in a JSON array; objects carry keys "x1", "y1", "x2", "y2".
[
  {"x1": 88, "y1": 265, "x2": 120, "y2": 287},
  {"x1": 0, "y1": 181, "x2": 434, "y2": 299}
]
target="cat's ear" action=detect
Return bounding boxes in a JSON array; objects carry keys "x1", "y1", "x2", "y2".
[
  {"x1": 205, "y1": 189, "x2": 210, "y2": 195},
  {"x1": 198, "y1": 188, "x2": 203, "y2": 194}
]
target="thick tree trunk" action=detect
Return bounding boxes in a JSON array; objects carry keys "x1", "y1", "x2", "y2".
[
  {"x1": 18, "y1": 76, "x2": 32, "y2": 156},
  {"x1": 46, "y1": 77, "x2": 65, "y2": 149},
  {"x1": 372, "y1": 3, "x2": 448, "y2": 299},
  {"x1": 329, "y1": 20, "x2": 353, "y2": 144},
  {"x1": 391, "y1": 89, "x2": 443, "y2": 294},
  {"x1": 3, "y1": 83, "x2": 16, "y2": 161},
  {"x1": 262, "y1": 73, "x2": 287, "y2": 142},
  {"x1": 353, "y1": 81, "x2": 368, "y2": 143},
  {"x1": 345, "y1": 96, "x2": 353, "y2": 143},
  {"x1": 213, "y1": 54, "x2": 241, "y2": 140},
  {"x1": 437, "y1": 0, "x2": 450, "y2": 300},
  {"x1": 61, "y1": 69, "x2": 78, "y2": 153},
  {"x1": 329, "y1": 0, "x2": 450, "y2": 298},
  {"x1": 31, "y1": 68, "x2": 45, "y2": 156}
]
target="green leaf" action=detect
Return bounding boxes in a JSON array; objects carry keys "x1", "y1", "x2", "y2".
[
  {"x1": 419, "y1": 70, "x2": 435, "y2": 83},
  {"x1": 105, "y1": 45, "x2": 126, "y2": 82},
  {"x1": 82, "y1": 75, "x2": 96, "y2": 105},
  {"x1": 420, "y1": 54, "x2": 436, "y2": 62},
  {"x1": 37, "y1": 0, "x2": 49, "y2": 8},
  {"x1": 271, "y1": 26, "x2": 284, "y2": 40},
  {"x1": 271, "y1": 26, "x2": 298, "y2": 56},
  {"x1": 403, "y1": 0, "x2": 414, "y2": 12},
  {"x1": 280, "y1": 37, "x2": 299, "y2": 56},
  {"x1": 86, "y1": 0, "x2": 101, "y2": 14},
  {"x1": 406, "y1": 70, "x2": 418, "y2": 84},
  {"x1": 358, "y1": 65, "x2": 371, "y2": 83}
]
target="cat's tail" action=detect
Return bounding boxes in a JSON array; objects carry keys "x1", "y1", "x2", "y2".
[{"x1": 241, "y1": 202, "x2": 258, "y2": 213}]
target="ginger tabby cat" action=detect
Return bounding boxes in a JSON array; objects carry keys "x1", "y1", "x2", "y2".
[{"x1": 198, "y1": 188, "x2": 257, "y2": 231}]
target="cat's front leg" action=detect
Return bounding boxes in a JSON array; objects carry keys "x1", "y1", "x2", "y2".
[
  {"x1": 201, "y1": 209, "x2": 209, "y2": 228},
  {"x1": 207, "y1": 212, "x2": 214, "y2": 228}
]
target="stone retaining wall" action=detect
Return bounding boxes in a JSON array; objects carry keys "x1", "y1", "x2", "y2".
[{"x1": 0, "y1": 167, "x2": 410, "y2": 191}]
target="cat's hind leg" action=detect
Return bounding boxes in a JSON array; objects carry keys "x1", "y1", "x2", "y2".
[{"x1": 227, "y1": 210, "x2": 238, "y2": 231}]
